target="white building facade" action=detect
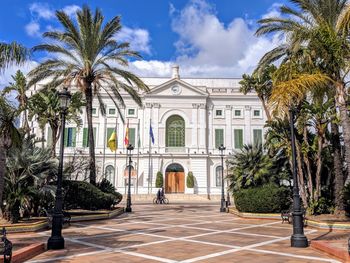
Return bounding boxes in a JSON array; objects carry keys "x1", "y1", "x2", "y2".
[{"x1": 32, "y1": 66, "x2": 266, "y2": 197}]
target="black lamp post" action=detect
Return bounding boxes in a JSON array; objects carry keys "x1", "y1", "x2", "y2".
[
  {"x1": 219, "y1": 144, "x2": 226, "y2": 212},
  {"x1": 47, "y1": 87, "x2": 71, "y2": 250},
  {"x1": 226, "y1": 160, "x2": 231, "y2": 207},
  {"x1": 289, "y1": 107, "x2": 308, "y2": 248},
  {"x1": 125, "y1": 144, "x2": 134, "y2": 213}
]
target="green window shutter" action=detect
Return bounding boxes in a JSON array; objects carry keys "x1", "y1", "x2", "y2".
[
  {"x1": 234, "y1": 129, "x2": 243, "y2": 149},
  {"x1": 107, "y1": 128, "x2": 114, "y2": 144},
  {"x1": 215, "y1": 129, "x2": 224, "y2": 149},
  {"x1": 253, "y1": 129, "x2": 263, "y2": 145},
  {"x1": 64, "y1": 128, "x2": 68, "y2": 147},
  {"x1": 129, "y1": 128, "x2": 136, "y2": 146},
  {"x1": 71, "y1": 128, "x2": 76, "y2": 147},
  {"x1": 83, "y1": 128, "x2": 88, "y2": 147},
  {"x1": 47, "y1": 126, "x2": 52, "y2": 146}
]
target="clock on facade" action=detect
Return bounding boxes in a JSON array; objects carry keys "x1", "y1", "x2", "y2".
[{"x1": 171, "y1": 85, "x2": 181, "y2": 95}]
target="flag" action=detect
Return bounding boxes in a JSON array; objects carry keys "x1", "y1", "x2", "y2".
[
  {"x1": 107, "y1": 130, "x2": 117, "y2": 152},
  {"x1": 124, "y1": 119, "x2": 129, "y2": 145},
  {"x1": 149, "y1": 122, "x2": 155, "y2": 144},
  {"x1": 137, "y1": 119, "x2": 141, "y2": 148}
]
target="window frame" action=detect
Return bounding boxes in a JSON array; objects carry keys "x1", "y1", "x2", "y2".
[
  {"x1": 126, "y1": 108, "x2": 137, "y2": 118},
  {"x1": 252, "y1": 108, "x2": 262, "y2": 119},
  {"x1": 214, "y1": 128, "x2": 224, "y2": 149}
]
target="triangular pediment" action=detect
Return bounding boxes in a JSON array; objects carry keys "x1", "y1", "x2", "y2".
[{"x1": 144, "y1": 79, "x2": 208, "y2": 97}]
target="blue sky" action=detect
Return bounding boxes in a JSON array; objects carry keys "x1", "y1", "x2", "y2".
[{"x1": 0, "y1": 0, "x2": 287, "y2": 85}]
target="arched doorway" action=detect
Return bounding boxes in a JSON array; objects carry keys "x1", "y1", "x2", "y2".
[{"x1": 165, "y1": 163, "x2": 185, "y2": 193}]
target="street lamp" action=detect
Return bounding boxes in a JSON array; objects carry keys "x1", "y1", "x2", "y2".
[
  {"x1": 218, "y1": 144, "x2": 226, "y2": 212},
  {"x1": 125, "y1": 144, "x2": 134, "y2": 212},
  {"x1": 226, "y1": 160, "x2": 231, "y2": 207},
  {"x1": 289, "y1": 107, "x2": 308, "y2": 248},
  {"x1": 47, "y1": 87, "x2": 71, "y2": 250}
]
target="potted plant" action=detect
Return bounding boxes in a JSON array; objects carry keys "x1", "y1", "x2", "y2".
[
  {"x1": 185, "y1": 171, "x2": 195, "y2": 194},
  {"x1": 155, "y1": 171, "x2": 163, "y2": 188}
]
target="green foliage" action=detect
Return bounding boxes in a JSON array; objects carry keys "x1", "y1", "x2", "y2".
[
  {"x1": 97, "y1": 178, "x2": 122, "y2": 205},
  {"x1": 227, "y1": 144, "x2": 274, "y2": 191},
  {"x1": 4, "y1": 135, "x2": 56, "y2": 223},
  {"x1": 63, "y1": 180, "x2": 119, "y2": 210},
  {"x1": 234, "y1": 184, "x2": 291, "y2": 213},
  {"x1": 155, "y1": 171, "x2": 163, "y2": 188},
  {"x1": 343, "y1": 184, "x2": 350, "y2": 215},
  {"x1": 308, "y1": 197, "x2": 334, "y2": 215},
  {"x1": 186, "y1": 171, "x2": 194, "y2": 188}
]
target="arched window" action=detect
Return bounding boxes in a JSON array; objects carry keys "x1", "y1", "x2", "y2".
[
  {"x1": 166, "y1": 115, "x2": 185, "y2": 147},
  {"x1": 124, "y1": 165, "x2": 135, "y2": 186},
  {"x1": 216, "y1": 166, "x2": 223, "y2": 187},
  {"x1": 105, "y1": 165, "x2": 115, "y2": 184}
]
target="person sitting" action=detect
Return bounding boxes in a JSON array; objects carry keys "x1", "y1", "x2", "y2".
[
  {"x1": 160, "y1": 187, "x2": 165, "y2": 204},
  {"x1": 156, "y1": 188, "x2": 162, "y2": 203}
]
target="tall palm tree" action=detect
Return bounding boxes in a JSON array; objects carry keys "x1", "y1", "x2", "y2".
[
  {"x1": 28, "y1": 6, "x2": 149, "y2": 184},
  {"x1": 0, "y1": 98, "x2": 21, "y2": 212},
  {"x1": 2, "y1": 70, "x2": 30, "y2": 135},
  {"x1": 28, "y1": 88, "x2": 84, "y2": 157},
  {"x1": 255, "y1": 0, "x2": 350, "y2": 189}
]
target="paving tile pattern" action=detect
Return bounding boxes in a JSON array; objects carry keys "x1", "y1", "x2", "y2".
[{"x1": 19, "y1": 203, "x2": 347, "y2": 262}]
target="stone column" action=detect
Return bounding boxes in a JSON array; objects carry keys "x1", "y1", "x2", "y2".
[
  {"x1": 199, "y1": 103, "x2": 206, "y2": 152},
  {"x1": 244, "y1": 105, "x2": 251, "y2": 144},
  {"x1": 225, "y1": 105, "x2": 232, "y2": 150},
  {"x1": 191, "y1": 103, "x2": 198, "y2": 152}
]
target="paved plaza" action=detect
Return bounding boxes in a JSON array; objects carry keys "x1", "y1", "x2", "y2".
[{"x1": 19, "y1": 203, "x2": 344, "y2": 262}]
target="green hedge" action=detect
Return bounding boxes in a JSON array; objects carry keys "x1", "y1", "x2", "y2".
[
  {"x1": 233, "y1": 184, "x2": 291, "y2": 213},
  {"x1": 155, "y1": 171, "x2": 163, "y2": 188},
  {"x1": 63, "y1": 180, "x2": 121, "y2": 210},
  {"x1": 97, "y1": 178, "x2": 123, "y2": 205}
]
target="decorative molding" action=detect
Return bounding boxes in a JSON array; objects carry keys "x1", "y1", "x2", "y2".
[
  {"x1": 145, "y1": 103, "x2": 153, "y2": 108},
  {"x1": 153, "y1": 103, "x2": 161, "y2": 108},
  {"x1": 199, "y1": 103, "x2": 206, "y2": 109},
  {"x1": 225, "y1": 105, "x2": 232, "y2": 110},
  {"x1": 192, "y1": 103, "x2": 199, "y2": 109},
  {"x1": 245, "y1": 105, "x2": 251, "y2": 111}
]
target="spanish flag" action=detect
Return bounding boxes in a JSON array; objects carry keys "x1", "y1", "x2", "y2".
[
  {"x1": 124, "y1": 120, "x2": 129, "y2": 146},
  {"x1": 107, "y1": 130, "x2": 117, "y2": 152}
]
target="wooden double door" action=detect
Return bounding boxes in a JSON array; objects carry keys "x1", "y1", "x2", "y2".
[{"x1": 165, "y1": 172, "x2": 185, "y2": 193}]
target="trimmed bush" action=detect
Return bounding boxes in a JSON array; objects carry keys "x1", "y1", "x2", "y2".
[
  {"x1": 233, "y1": 184, "x2": 291, "y2": 213},
  {"x1": 155, "y1": 171, "x2": 163, "y2": 188},
  {"x1": 97, "y1": 178, "x2": 123, "y2": 205},
  {"x1": 63, "y1": 180, "x2": 119, "y2": 210},
  {"x1": 344, "y1": 184, "x2": 350, "y2": 215},
  {"x1": 186, "y1": 171, "x2": 194, "y2": 188}
]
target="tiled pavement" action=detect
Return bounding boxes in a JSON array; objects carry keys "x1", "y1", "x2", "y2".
[{"x1": 19, "y1": 203, "x2": 346, "y2": 262}]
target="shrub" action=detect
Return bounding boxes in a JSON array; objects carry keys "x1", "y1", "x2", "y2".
[
  {"x1": 63, "y1": 180, "x2": 118, "y2": 210},
  {"x1": 155, "y1": 171, "x2": 163, "y2": 188},
  {"x1": 97, "y1": 178, "x2": 123, "y2": 205},
  {"x1": 343, "y1": 184, "x2": 350, "y2": 215},
  {"x1": 186, "y1": 171, "x2": 194, "y2": 188},
  {"x1": 233, "y1": 184, "x2": 291, "y2": 213}
]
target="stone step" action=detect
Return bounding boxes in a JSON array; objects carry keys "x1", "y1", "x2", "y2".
[{"x1": 124, "y1": 194, "x2": 221, "y2": 202}]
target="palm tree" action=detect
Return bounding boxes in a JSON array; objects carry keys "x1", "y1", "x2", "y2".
[
  {"x1": 239, "y1": 64, "x2": 276, "y2": 121},
  {"x1": 28, "y1": 6, "x2": 149, "y2": 184},
  {"x1": 255, "y1": 0, "x2": 350, "y2": 188},
  {"x1": 0, "y1": 42, "x2": 28, "y2": 70},
  {"x1": 0, "y1": 98, "x2": 21, "y2": 212},
  {"x1": 2, "y1": 70, "x2": 30, "y2": 135},
  {"x1": 28, "y1": 88, "x2": 84, "y2": 157}
]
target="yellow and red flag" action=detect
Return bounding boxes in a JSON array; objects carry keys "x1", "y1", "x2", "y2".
[{"x1": 124, "y1": 119, "x2": 129, "y2": 145}]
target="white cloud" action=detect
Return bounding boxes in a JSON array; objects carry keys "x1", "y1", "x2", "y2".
[
  {"x1": 262, "y1": 3, "x2": 282, "y2": 19},
  {"x1": 29, "y1": 2, "x2": 55, "y2": 20},
  {"x1": 25, "y1": 21, "x2": 41, "y2": 37},
  {"x1": 129, "y1": 0, "x2": 283, "y2": 77},
  {"x1": 117, "y1": 27, "x2": 152, "y2": 55},
  {"x1": 62, "y1": 5, "x2": 81, "y2": 17}
]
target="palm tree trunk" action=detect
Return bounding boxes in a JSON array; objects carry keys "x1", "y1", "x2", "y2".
[
  {"x1": 23, "y1": 108, "x2": 30, "y2": 136},
  {"x1": 331, "y1": 122, "x2": 345, "y2": 214},
  {"x1": 50, "y1": 125, "x2": 58, "y2": 158},
  {"x1": 336, "y1": 82, "x2": 350, "y2": 184},
  {"x1": 315, "y1": 135, "x2": 323, "y2": 201},
  {"x1": 259, "y1": 96, "x2": 272, "y2": 122},
  {"x1": 85, "y1": 84, "x2": 96, "y2": 185},
  {"x1": 302, "y1": 126, "x2": 314, "y2": 201},
  {"x1": 0, "y1": 138, "x2": 6, "y2": 215},
  {"x1": 295, "y1": 141, "x2": 308, "y2": 207}
]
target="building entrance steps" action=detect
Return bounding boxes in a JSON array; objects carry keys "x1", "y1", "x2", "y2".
[{"x1": 121, "y1": 194, "x2": 222, "y2": 203}]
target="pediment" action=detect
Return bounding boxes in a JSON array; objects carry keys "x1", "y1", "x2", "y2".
[{"x1": 145, "y1": 79, "x2": 208, "y2": 97}]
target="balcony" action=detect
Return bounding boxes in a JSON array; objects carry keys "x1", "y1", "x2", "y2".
[{"x1": 165, "y1": 147, "x2": 187, "y2": 153}]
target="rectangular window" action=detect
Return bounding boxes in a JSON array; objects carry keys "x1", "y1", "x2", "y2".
[
  {"x1": 83, "y1": 127, "x2": 96, "y2": 147},
  {"x1": 234, "y1": 129, "x2": 243, "y2": 149},
  {"x1": 64, "y1": 127, "x2": 76, "y2": 147},
  {"x1": 253, "y1": 129, "x2": 263, "y2": 145},
  {"x1": 92, "y1": 108, "x2": 97, "y2": 115},
  {"x1": 215, "y1": 129, "x2": 224, "y2": 149},
  {"x1": 129, "y1": 128, "x2": 136, "y2": 146},
  {"x1": 215, "y1": 109, "x2": 223, "y2": 117},
  {"x1": 128, "y1": 109, "x2": 135, "y2": 116},
  {"x1": 108, "y1": 108, "x2": 116, "y2": 115},
  {"x1": 253, "y1": 110, "x2": 260, "y2": 117},
  {"x1": 234, "y1": 110, "x2": 241, "y2": 117}
]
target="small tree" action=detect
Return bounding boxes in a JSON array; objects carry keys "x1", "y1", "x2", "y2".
[
  {"x1": 186, "y1": 171, "x2": 194, "y2": 188},
  {"x1": 155, "y1": 171, "x2": 163, "y2": 188}
]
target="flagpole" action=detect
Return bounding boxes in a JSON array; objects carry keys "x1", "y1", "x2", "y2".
[
  {"x1": 136, "y1": 118, "x2": 140, "y2": 194},
  {"x1": 102, "y1": 116, "x2": 107, "y2": 178},
  {"x1": 148, "y1": 118, "x2": 152, "y2": 194},
  {"x1": 114, "y1": 118, "x2": 118, "y2": 189},
  {"x1": 125, "y1": 119, "x2": 129, "y2": 196}
]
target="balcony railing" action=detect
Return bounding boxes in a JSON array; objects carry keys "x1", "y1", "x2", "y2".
[{"x1": 165, "y1": 147, "x2": 187, "y2": 153}]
